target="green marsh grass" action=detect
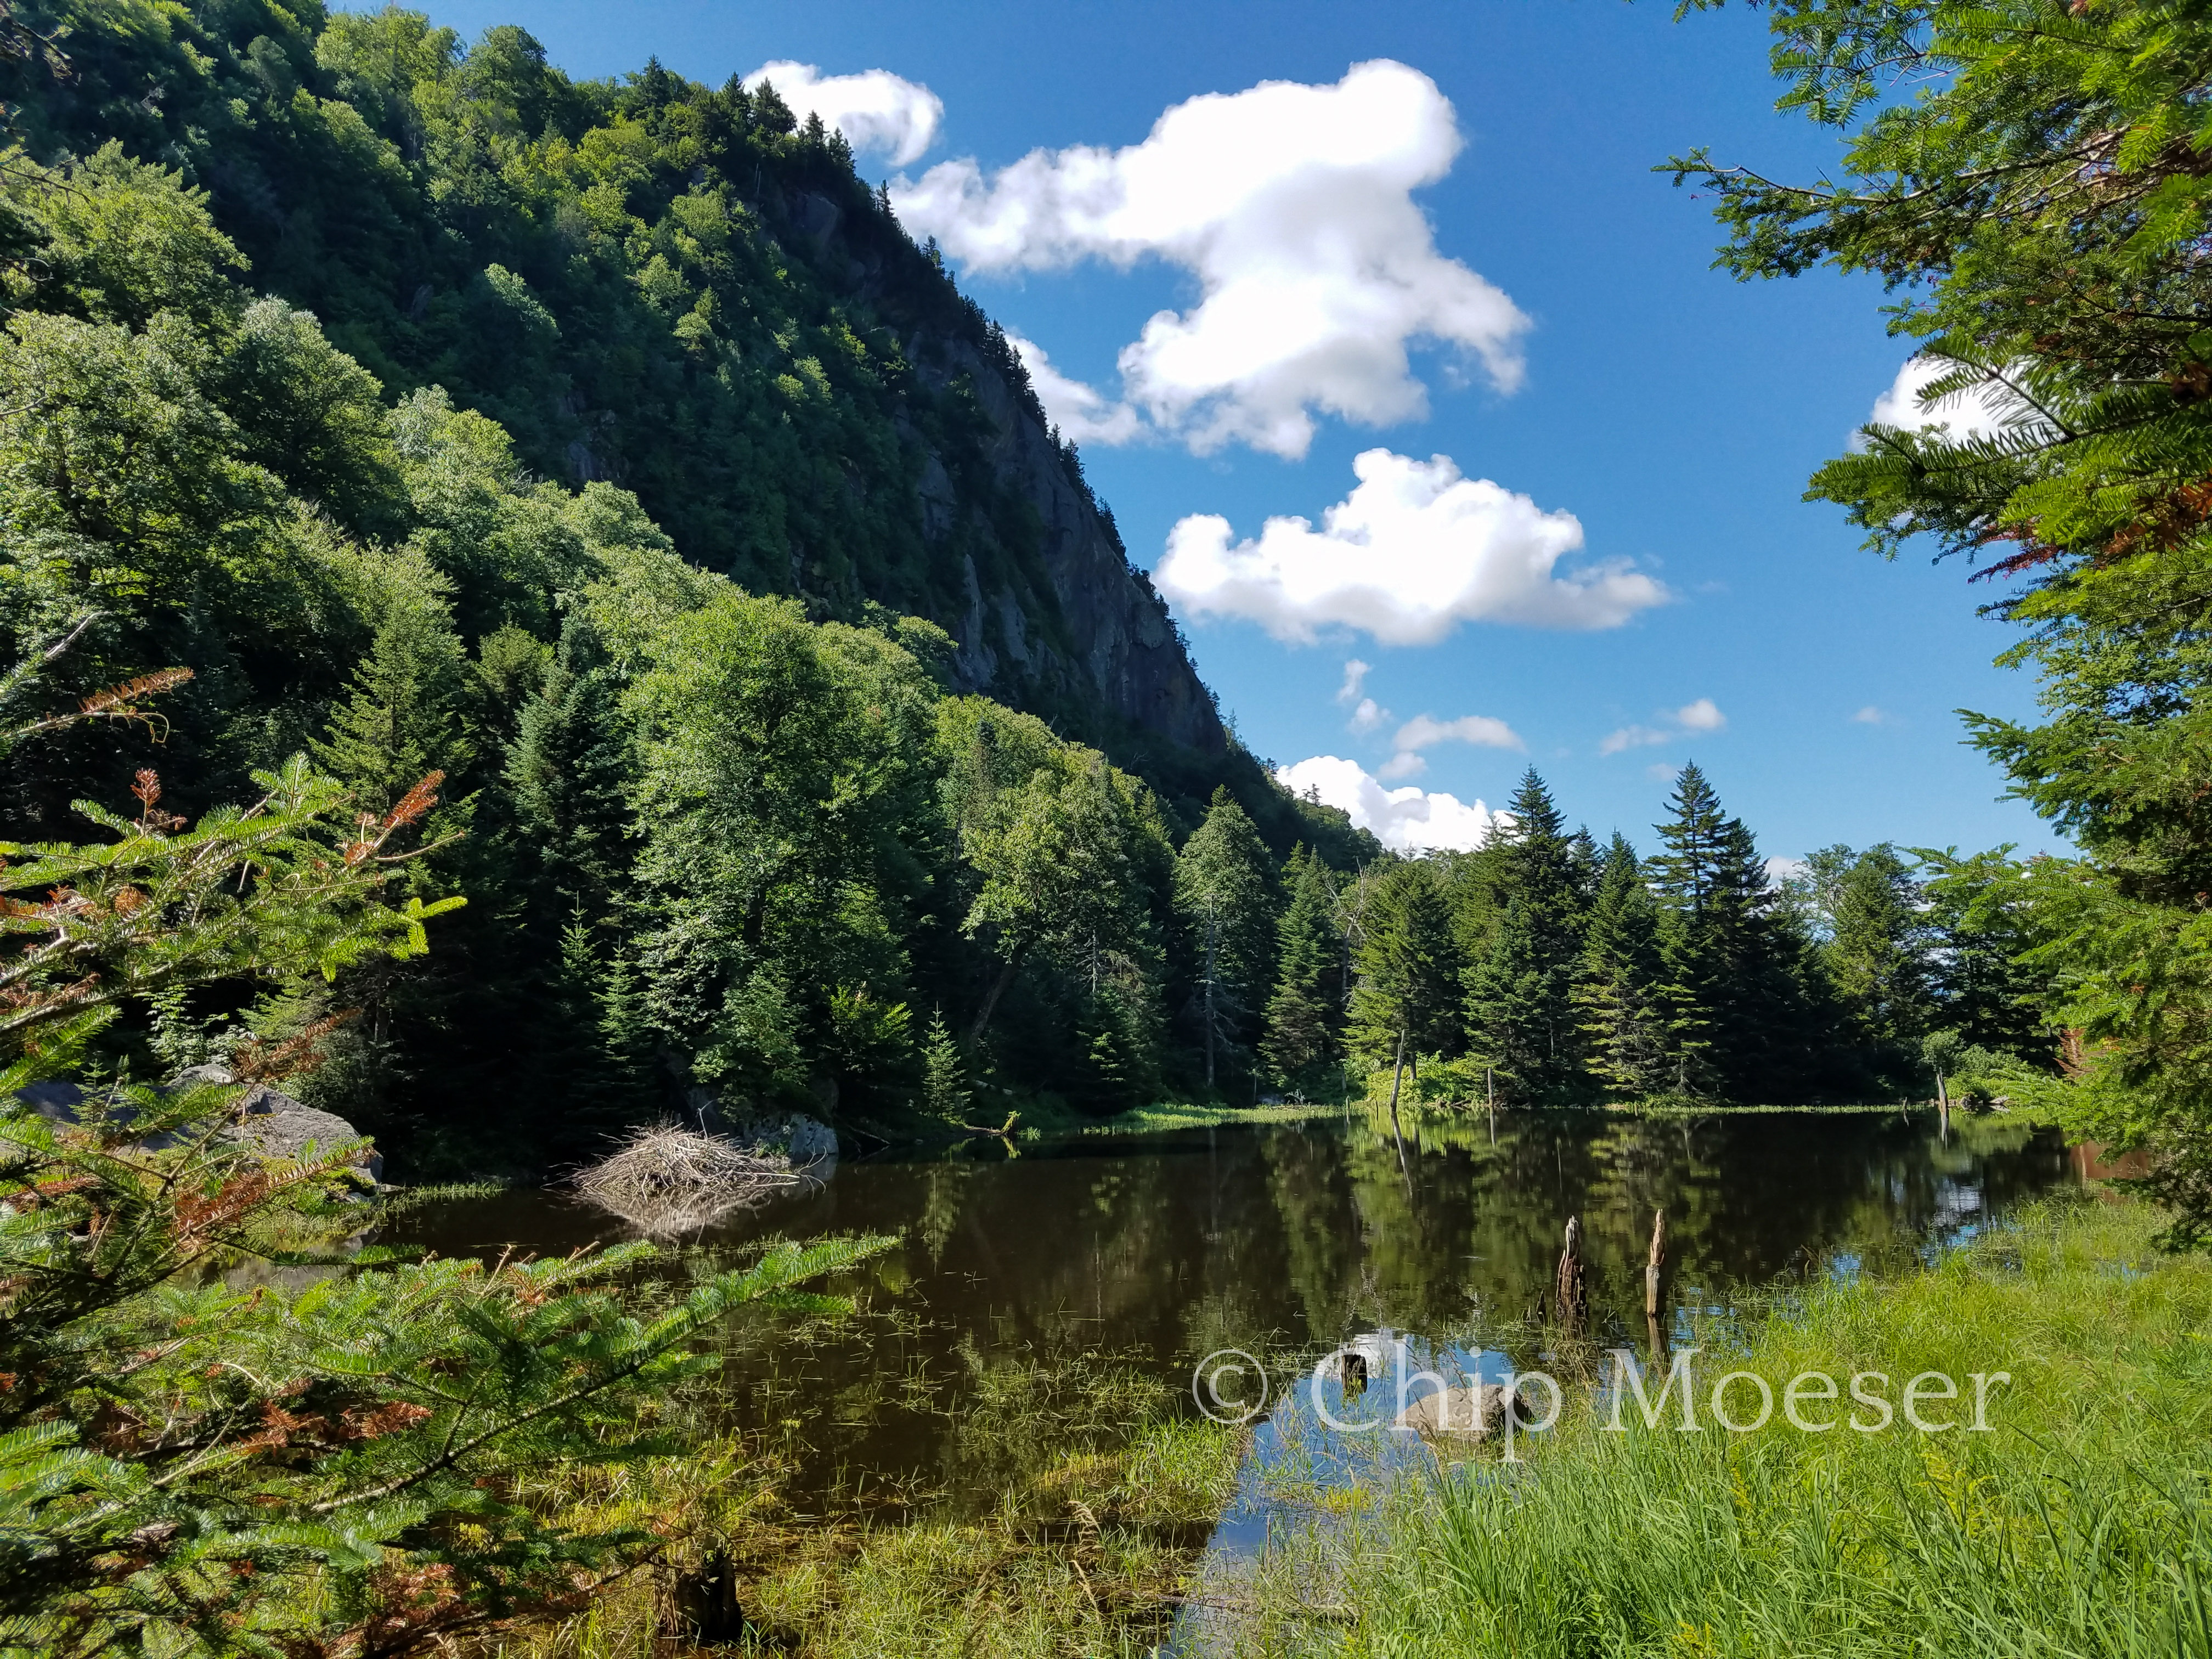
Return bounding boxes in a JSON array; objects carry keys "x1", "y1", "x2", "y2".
[
  {"x1": 1323, "y1": 1198, "x2": 2212, "y2": 1658},
  {"x1": 1084, "y1": 1101, "x2": 1342, "y2": 1135}
]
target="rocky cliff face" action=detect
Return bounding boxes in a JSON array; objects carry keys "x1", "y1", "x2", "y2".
[
  {"x1": 775, "y1": 196, "x2": 1223, "y2": 758},
  {"x1": 917, "y1": 335, "x2": 1223, "y2": 755},
  {"x1": 747, "y1": 188, "x2": 1224, "y2": 759}
]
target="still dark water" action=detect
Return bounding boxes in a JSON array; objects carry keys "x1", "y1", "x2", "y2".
[{"x1": 387, "y1": 1110, "x2": 2072, "y2": 1516}]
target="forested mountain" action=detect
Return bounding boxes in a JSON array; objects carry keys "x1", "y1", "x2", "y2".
[
  {"x1": 0, "y1": 1, "x2": 1397, "y2": 1171},
  {"x1": 0, "y1": 3, "x2": 2057, "y2": 1173},
  {"x1": 0, "y1": 0, "x2": 1229, "y2": 776}
]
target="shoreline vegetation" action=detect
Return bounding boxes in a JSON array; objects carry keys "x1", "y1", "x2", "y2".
[
  {"x1": 1316, "y1": 1195, "x2": 2212, "y2": 1658},
  {"x1": 461, "y1": 1189, "x2": 2199, "y2": 1658}
]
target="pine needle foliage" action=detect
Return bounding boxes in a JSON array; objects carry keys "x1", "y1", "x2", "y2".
[
  {"x1": 1575, "y1": 833, "x2": 1680, "y2": 1098},
  {"x1": 1464, "y1": 770, "x2": 1590, "y2": 1104},
  {"x1": 1674, "y1": 0, "x2": 2212, "y2": 1227},
  {"x1": 1261, "y1": 845, "x2": 1345, "y2": 1096},
  {"x1": 0, "y1": 657, "x2": 890, "y2": 1656}
]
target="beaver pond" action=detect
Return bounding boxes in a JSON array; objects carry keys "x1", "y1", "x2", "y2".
[{"x1": 385, "y1": 1109, "x2": 2080, "y2": 1545}]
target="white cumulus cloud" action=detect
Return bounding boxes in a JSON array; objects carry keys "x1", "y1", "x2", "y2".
[
  {"x1": 1276, "y1": 755, "x2": 1498, "y2": 853},
  {"x1": 1867, "y1": 356, "x2": 2048, "y2": 443},
  {"x1": 1347, "y1": 697, "x2": 1391, "y2": 735},
  {"x1": 893, "y1": 60, "x2": 1528, "y2": 458},
  {"x1": 746, "y1": 62, "x2": 944, "y2": 166},
  {"x1": 1673, "y1": 697, "x2": 1725, "y2": 732},
  {"x1": 1007, "y1": 331, "x2": 1142, "y2": 444},
  {"x1": 1370, "y1": 709, "x2": 1525, "y2": 778},
  {"x1": 1153, "y1": 448, "x2": 1667, "y2": 645},
  {"x1": 1600, "y1": 724, "x2": 1669, "y2": 756},
  {"x1": 1335, "y1": 659, "x2": 1371, "y2": 704}
]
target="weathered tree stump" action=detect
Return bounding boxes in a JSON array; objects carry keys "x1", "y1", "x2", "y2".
[
  {"x1": 1555, "y1": 1215, "x2": 1587, "y2": 1333},
  {"x1": 1645, "y1": 1206, "x2": 1668, "y2": 1357},
  {"x1": 673, "y1": 1549, "x2": 748, "y2": 1645}
]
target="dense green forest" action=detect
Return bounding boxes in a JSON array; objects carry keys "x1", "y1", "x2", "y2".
[
  {"x1": 1267, "y1": 763, "x2": 2042, "y2": 1113},
  {"x1": 0, "y1": 2, "x2": 2061, "y2": 1172}
]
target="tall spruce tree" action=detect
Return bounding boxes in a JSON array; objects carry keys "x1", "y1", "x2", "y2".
[
  {"x1": 1916, "y1": 848, "x2": 2048, "y2": 1062},
  {"x1": 1464, "y1": 770, "x2": 1590, "y2": 1103},
  {"x1": 506, "y1": 617, "x2": 635, "y2": 913},
  {"x1": 313, "y1": 596, "x2": 473, "y2": 819},
  {"x1": 1807, "y1": 843, "x2": 1934, "y2": 1090},
  {"x1": 1347, "y1": 861, "x2": 1462, "y2": 1101},
  {"x1": 1173, "y1": 787, "x2": 1277, "y2": 1091},
  {"x1": 1650, "y1": 764, "x2": 1812, "y2": 1100},
  {"x1": 1261, "y1": 845, "x2": 1344, "y2": 1097},
  {"x1": 1673, "y1": 0, "x2": 2212, "y2": 1230},
  {"x1": 921, "y1": 1009, "x2": 970, "y2": 1124},
  {"x1": 1574, "y1": 833, "x2": 1677, "y2": 1098}
]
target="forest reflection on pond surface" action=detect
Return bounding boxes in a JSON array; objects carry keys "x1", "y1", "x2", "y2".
[{"x1": 386, "y1": 1110, "x2": 2074, "y2": 1519}]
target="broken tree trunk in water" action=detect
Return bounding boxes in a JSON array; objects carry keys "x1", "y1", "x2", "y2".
[{"x1": 1555, "y1": 1214, "x2": 1587, "y2": 1334}]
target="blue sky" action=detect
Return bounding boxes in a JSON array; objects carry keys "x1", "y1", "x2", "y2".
[{"x1": 404, "y1": 0, "x2": 2059, "y2": 865}]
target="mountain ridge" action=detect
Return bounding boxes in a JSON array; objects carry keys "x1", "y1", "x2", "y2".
[{"x1": 0, "y1": 2, "x2": 1235, "y2": 779}]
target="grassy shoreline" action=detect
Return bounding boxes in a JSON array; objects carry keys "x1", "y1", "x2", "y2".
[{"x1": 1237, "y1": 1198, "x2": 2212, "y2": 1657}]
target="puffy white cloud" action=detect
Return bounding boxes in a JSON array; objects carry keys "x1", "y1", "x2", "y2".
[
  {"x1": 893, "y1": 60, "x2": 1528, "y2": 458},
  {"x1": 1601, "y1": 697, "x2": 1724, "y2": 756},
  {"x1": 1378, "y1": 751, "x2": 1427, "y2": 781},
  {"x1": 1852, "y1": 704, "x2": 1887, "y2": 725},
  {"x1": 1347, "y1": 696, "x2": 1390, "y2": 735},
  {"x1": 1276, "y1": 755, "x2": 1498, "y2": 852},
  {"x1": 1007, "y1": 331, "x2": 1143, "y2": 444},
  {"x1": 1335, "y1": 659, "x2": 1372, "y2": 704},
  {"x1": 1154, "y1": 448, "x2": 1667, "y2": 645},
  {"x1": 1867, "y1": 357, "x2": 2046, "y2": 442},
  {"x1": 746, "y1": 62, "x2": 944, "y2": 165}
]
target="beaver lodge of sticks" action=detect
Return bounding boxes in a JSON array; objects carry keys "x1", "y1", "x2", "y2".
[{"x1": 572, "y1": 1126, "x2": 810, "y2": 1236}]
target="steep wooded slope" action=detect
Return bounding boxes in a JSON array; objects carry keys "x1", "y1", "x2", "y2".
[{"x1": 1, "y1": 0, "x2": 1233, "y2": 776}]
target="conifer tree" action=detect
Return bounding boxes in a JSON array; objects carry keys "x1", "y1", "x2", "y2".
[
  {"x1": 922, "y1": 1009, "x2": 969, "y2": 1124},
  {"x1": 1173, "y1": 787, "x2": 1277, "y2": 1090},
  {"x1": 1347, "y1": 861, "x2": 1462, "y2": 1099},
  {"x1": 313, "y1": 598, "x2": 473, "y2": 817},
  {"x1": 1804, "y1": 842, "x2": 1934, "y2": 1088},
  {"x1": 595, "y1": 929, "x2": 659, "y2": 1111},
  {"x1": 506, "y1": 617, "x2": 635, "y2": 911},
  {"x1": 1073, "y1": 983, "x2": 1151, "y2": 1113},
  {"x1": 1574, "y1": 834, "x2": 1677, "y2": 1097},
  {"x1": 1464, "y1": 770, "x2": 1590, "y2": 1102},
  {"x1": 1651, "y1": 764, "x2": 1812, "y2": 1100},
  {"x1": 1261, "y1": 845, "x2": 1344, "y2": 1096}
]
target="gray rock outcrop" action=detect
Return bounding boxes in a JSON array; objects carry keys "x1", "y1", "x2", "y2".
[
  {"x1": 187, "y1": 1065, "x2": 384, "y2": 1187},
  {"x1": 686, "y1": 1091, "x2": 839, "y2": 1177}
]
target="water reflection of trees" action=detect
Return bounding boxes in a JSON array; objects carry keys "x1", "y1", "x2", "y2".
[{"x1": 390, "y1": 1114, "x2": 2073, "y2": 1516}]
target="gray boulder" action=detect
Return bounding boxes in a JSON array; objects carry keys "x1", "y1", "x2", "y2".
[
  {"x1": 182, "y1": 1065, "x2": 383, "y2": 1188},
  {"x1": 687, "y1": 1092, "x2": 839, "y2": 1176},
  {"x1": 14, "y1": 1065, "x2": 382, "y2": 1188}
]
